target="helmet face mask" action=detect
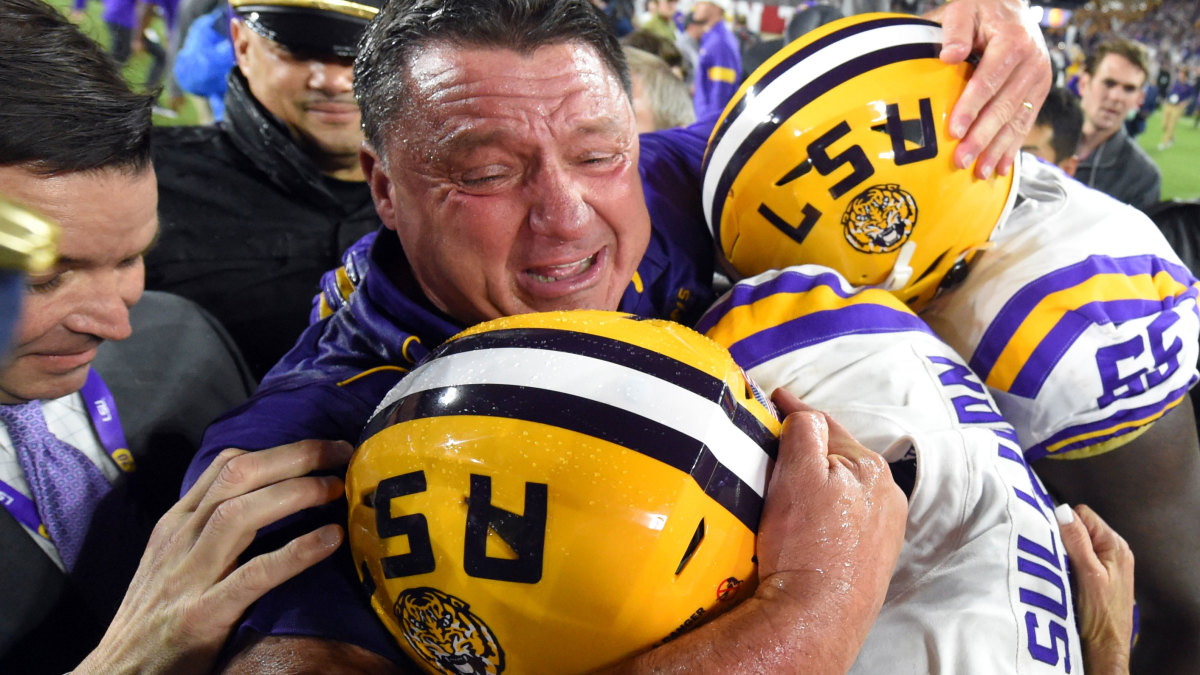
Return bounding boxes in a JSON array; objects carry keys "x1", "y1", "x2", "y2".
[
  {"x1": 704, "y1": 13, "x2": 1017, "y2": 310},
  {"x1": 348, "y1": 310, "x2": 780, "y2": 674}
]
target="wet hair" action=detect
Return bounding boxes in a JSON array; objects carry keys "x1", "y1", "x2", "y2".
[
  {"x1": 0, "y1": 0, "x2": 154, "y2": 175},
  {"x1": 354, "y1": 0, "x2": 631, "y2": 158},
  {"x1": 1085, "y1": 38, "x2": 1150, "y2": 81}
]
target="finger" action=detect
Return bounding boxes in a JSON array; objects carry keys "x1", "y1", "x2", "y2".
[
  {"x1": 968, "y1": 66, "x2": 1050, "y2": 178},
  {"x1": 190, "y1": 474, "x2": 345, "y2": 578},
  {"x1": 821, "y1": 411, "x2": 882, "y2": 465},
  {"x1": 934, "y1": 0, "x2": 976, "y2": 66},
  {"x1": 950, "y1": 30, "x2": 1032, "y2": 152},
  {"x1": 954, "y1": 43, "x2": 1050, "y2": 174},
  {"x1": 198, "y1": 524, "x2": 344, "y2": 630},
  {"x1": 175, "y1": 448, "x2": 248, "y2": 513},
  {"x1": 758, "y1": 407, "x2": 829, "y2": 575},
  {"x1": 771, "y1": 390, "x2": 883, "y2": 472},
  {"x1": 770, "y1": 387, "x2": 816, "y2": 416},
  {"x1": 769, "y1": 390, "x2": 837, "y2": 486},
  {"x1": 1055, "y1": 502, "x2": 1103, "y2": 573},
  {"x1": 196, "y1": 439, "x2": 354, "y2": 518}
]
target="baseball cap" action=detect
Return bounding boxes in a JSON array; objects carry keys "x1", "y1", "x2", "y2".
[{"x1": 229, "y1": 0, "x2": 384, "y2": 58}]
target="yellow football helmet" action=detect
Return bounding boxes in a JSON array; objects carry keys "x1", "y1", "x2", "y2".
[
  {"x1": 703, "y1": 12, "x2": 1019, "y2": 310},
  {"x1": 347, "y1": 310, "x2": 780, "y2": 675}
]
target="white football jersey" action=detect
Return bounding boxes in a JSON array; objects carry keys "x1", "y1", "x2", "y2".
[
  {"x1": 923, "y1": 158, "x2": 1200, "y2": 461},
  {"x1": 699, "y1": 266, "x2": 1083, "y2": 674}
]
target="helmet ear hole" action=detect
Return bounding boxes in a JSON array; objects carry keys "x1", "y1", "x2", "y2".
[{"x1": 675, "y1": 519, "x2": 707, "y2": 575}]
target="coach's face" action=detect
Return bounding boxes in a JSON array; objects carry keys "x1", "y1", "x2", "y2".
[
  {"x1": 0, "y1": 166, "x2": 157, "y2": 404},
  {"x1": 363, "y1": 41, "x2": 651, "y2": 326}
]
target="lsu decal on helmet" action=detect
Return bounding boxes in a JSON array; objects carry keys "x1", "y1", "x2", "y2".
[
  {"x1": 347, "y1": 310, "x2": 780, "y2": 675},
  {"x1": 703, "y1": 13, "x2": 1019, "y2": 310}
]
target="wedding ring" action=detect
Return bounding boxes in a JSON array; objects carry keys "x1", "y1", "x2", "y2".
[{"x1": 1022, "y1": 100, "x2": 1035, "y2": 111}]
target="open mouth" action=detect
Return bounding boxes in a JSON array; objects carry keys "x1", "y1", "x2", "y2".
[{"x1": 527, "y1": 253, "x2": 598, "y2": 283}]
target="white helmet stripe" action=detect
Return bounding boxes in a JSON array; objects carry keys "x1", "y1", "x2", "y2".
[
  {"x1": 702, "y1": 20, "x2": 944, "y2": 236},
  {"x1": 375, "y1": 346, "x2": 773, "y2": 497}
]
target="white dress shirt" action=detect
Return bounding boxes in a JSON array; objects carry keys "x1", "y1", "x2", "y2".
[{"x1": 0, "y1": 393, "x2": 116, "y2": 570}]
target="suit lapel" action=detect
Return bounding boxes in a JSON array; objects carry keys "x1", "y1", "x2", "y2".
[{"x1": 0, "y1": 506, "x2": 68, "y2": 654}]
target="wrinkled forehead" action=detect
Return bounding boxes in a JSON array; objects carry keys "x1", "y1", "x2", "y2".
[
  {"x1": 394, "y1": 41, "x2": 634, "y2": 151},
  {"x1": 405, "y1": 39, "x2": 626, "y2": 102}
]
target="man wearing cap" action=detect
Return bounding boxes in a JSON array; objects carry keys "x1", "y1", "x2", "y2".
[
  {"x1": 687, "y1": 0, "x2": 742, "y2": 121},
  {"x1": 147, "y1": 0, "x2": 383, "y2": 381}
]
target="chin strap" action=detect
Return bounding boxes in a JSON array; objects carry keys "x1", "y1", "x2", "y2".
[{"x1": 881, "y1": 240, "x2": 917, "y2": 292}]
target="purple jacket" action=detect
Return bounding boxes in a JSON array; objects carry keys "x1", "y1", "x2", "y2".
[{"x1": 182, "y1": 122, "x2": 718, "y2": 663}]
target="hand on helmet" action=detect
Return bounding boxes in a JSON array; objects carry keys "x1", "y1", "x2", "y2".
[
  {"x1": 749, "y1": 388, "x2": 908, "y2": 671},
  {"x1": 930, "y1": 0, "x2": 1052, "y2": 179},
  {"x1": 605, "y1": 389, "x2": 908, "y2": 675}
]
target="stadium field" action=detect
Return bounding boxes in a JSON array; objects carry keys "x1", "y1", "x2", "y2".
[{"x1": 1138, "y1": 109, "x2": 1200, "y2": 202}]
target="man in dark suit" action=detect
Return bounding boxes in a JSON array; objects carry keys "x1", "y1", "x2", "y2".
[{"x1": 0, "y1": 2, "x2": 353, "y2": 672}]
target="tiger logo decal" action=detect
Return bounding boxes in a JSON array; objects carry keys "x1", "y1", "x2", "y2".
[
  {"x1": 841, "y1": 183, "x2": 919, "y2": 253},
  {"x1": 395, "y1": 587, "x2": 505, "y2": 675}
]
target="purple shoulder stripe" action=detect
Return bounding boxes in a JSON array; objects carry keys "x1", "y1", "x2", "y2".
[
  {"x1": 696, "y1": 269, "x2": 859, "y2": 335},
  {"x1": 1024, "y1": 377, "x2": 1197, "y2": 461},
  {"x1": 726, "y1": 303, "x2": 933, "y2": 371},
  {"x1": 969, "y1": 254, "x2": 1197, "y2": 382},
  {"x1": 1007, "y1": 291, "x2": 1199, "y2": 398}
]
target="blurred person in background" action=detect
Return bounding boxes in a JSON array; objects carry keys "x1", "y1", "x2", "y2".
[
  {"x1": 171, "y1": 2, "x2": 233, "y2": 121},
  {"x1": 1074, "y1": 38, "x2": 1161, "y2": 212},
  {"x1": 638, "y1": 0, "x2": 678, "y2": 43},
  {"x1": 622, "y1": 27, "x2": 686, "y2": 77},
  {"x1": 686, "y1": 0, "x2": 741, "y2": 121},
  {"x1": 167, "y1": 0, "x2": 221, "y2": 121},
  {"x1": 147, "y1": 0, "x2": 383, "y2": 381},
  {"x1": 103, "y1": 0, "x2": 175, "y2": 95},
  {"x1": 1022, "y1": 86, "x2": 1084, "y2": 175},
  {"x1": 623, "y1": 45, "x2": 695, "y2": 132},
  {"x1": 1159, "y1": 64, "x2": 1194, "y2": 149}
]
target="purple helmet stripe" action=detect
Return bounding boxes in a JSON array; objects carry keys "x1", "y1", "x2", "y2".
[
  {"x1": 369, "y1": 383, "x2": 771, "y2": 531},
  {"x1": 427, "y1": 325, "x2": 777, "y2": 448}
]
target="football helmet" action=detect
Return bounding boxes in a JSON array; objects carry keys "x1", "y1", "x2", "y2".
[
  {"x1": 703, "y1": 13, "x2": 1019, "y2": 310},
  {"x1": 347, "y1": 310, "x2": 780, "y2": 675}
]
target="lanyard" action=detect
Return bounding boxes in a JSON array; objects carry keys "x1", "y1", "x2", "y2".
[
  {"x1": 80, "y1": 368, "x2": 136, "y2": 473},
  {"x1": 0, "y1": 369, "x2": 133, "y2": 535},
  {"x1": 0, "y1": 477, "x2": 46, "y2": 537}
]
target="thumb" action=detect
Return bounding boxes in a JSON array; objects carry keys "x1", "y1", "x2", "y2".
[
  {"x1": 771, "y1": 388, "x2": 832, "y2": 479},
  {"x1": 1055, "y1": 503, "x2": 1100, "y2": 570}
]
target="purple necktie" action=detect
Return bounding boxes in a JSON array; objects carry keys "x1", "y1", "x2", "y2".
[{"x1": 0, "y1": 400, "x2": 112, "y2": 571}]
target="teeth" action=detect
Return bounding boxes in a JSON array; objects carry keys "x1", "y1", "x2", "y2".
[{"x1": 529, "y1": 254, "x2": 596, "y2": 282}]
